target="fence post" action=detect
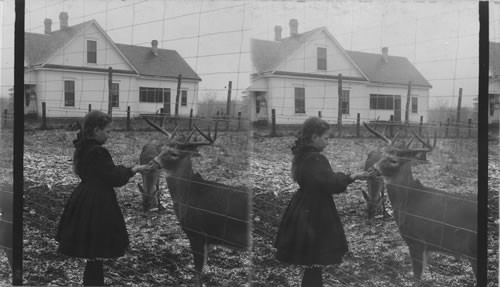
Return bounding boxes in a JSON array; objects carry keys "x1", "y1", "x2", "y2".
[
  {"x1": 356, "y1": 113, "x2": 360, "y2": 137},
  {"x1": 41, "y1": 102, "x2": 47, "y2": 130},
  {"x1": 456, "y1": 88, "x2": 463, "y2": 138},
  {"x1": 445, "y1": 118, "x2": 449, "y2": 137},
  {"x1": 226, "y1": 81, "x2": 232, "y2": 131},
  {"x1": 108, "y1": 67, "x2": 113, "y2": 117},
  {"x1": 271, "y1": 109, "x2": 276, "y2": 137},
  {"x1": 188, "y1": 109, "x2": 193, "y2": 130},
  {"x1": 405, "y1": 81, "x2": 412, "y2": 124},
  {"x1": 419, "y1": 116, "x2": 423, "y2": 136},
  {"x1": 238, "y1": 111, "x2": 241, "y2": 131},
  {"x1": 468, "y1": 118, "x2": 472, "y2": 138},
  {"x1": 389, "y1": 115, "x2": 394, "y2": 138},
  {"x1": 175, "y1": 73, "x2": 182, "y2": 119},
  {"x1": 126, "y1": 106, "x2": 131, "y2": 131},
  {"x1": 337, "y1": 73, "x2": 343, "y2": 137}
]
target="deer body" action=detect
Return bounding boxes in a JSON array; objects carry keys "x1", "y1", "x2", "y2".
[
  {"x1": 363, "y1": 122, "x2": 477, "y2": 286},
  {"x1": 140, "y1": 118, "x2": 250, "y2": 287},
  {"x1": 375, "y1": 154, "x2": 477, "y2": 285}
]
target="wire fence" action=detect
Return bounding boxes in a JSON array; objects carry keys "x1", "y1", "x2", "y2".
[{"x1": 0, "y1": 0, "x2": 487, "y2": 286}]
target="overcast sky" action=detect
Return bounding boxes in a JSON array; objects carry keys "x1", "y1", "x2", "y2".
[{"x1": 1, "y1": 0, "x2": 499, "y2": 108}]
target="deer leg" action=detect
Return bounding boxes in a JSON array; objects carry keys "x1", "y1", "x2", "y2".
[
  {"x1": 156, "y1": 182, "x2": 165, "y2": 211},
  {"x1": 408, "y1": 245, "x2": 428, "y2": 287},
  {"x1": 189, "y1": 235, "x2": 207, "y2": 287}
]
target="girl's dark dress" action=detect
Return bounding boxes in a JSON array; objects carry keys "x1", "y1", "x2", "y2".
[
  {"x1": 275, "y1": 146, "x2": 354, "y2": 266},
  {"x1": 56, "y1": 139, "x2": 135, "y2": 259}
]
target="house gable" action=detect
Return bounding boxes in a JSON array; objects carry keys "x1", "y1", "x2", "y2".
[
  {"x1": 44, "y1": 21, "x2": 137, "y2": 73},
  {"x1": 274, "y1": 28, "x2": 366, "y2": 80}
]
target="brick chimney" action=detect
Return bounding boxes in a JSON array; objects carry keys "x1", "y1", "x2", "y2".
[
  {"x1": 44, "y1": 18, "x2": 52, "y2": 34},
  {"x1": 382, "y1": 47, "x2": 389, "y2": 63},
  {"x1": 151, "y1": 40, "x2": 159, "y2": 56},
  {"x1": 289, "y1": 19, "x2": 298, "y2": 37},
  {"x1": 274, "y1": 25, "x2": 282, "y2": 41},
  {"x1": 59, "y1": 12, "x2": 69, "y2": 29}
]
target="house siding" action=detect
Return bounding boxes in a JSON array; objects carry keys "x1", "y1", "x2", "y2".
[{"x1": 263, "y1": 76, "x2": 428, "y2": 125}]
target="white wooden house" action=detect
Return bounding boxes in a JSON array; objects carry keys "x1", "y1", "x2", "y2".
[
  {"x1": 488, "y1": 42, "x2": 500, "y2": 124},
  {"x1": 24, "y1": 12, "x2": 201, "y2": 118},
  {"x1": 249, "y1": 19, "x2": 432, "y2": 125}
]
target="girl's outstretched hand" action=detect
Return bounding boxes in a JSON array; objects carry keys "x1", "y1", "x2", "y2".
[
  {"x1": 350, "y1": 168, "x2": 378, "y2": 181},
  {"x1": 132, "y1": 162, "x2": 158, "y2": 174}
]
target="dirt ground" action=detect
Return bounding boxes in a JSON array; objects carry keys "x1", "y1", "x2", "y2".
[{"x1": 0, "y1": 127, "x2": 497, "y2": 286}]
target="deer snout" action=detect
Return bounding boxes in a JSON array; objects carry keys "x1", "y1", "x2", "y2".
[
  {"x1": 370, "y1": 164, "x2": 382, "y2": 177},
  {"x1": 152, "y1": 157, "x2": 163, "y2": 169}
]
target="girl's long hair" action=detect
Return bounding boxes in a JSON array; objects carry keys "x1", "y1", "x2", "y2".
[
  {"x1": 72, "y1": 110, "x2": 112, "y2": 175},
  {"x1": 290, "y1": 117, "x2": 331, "y2": 182}
]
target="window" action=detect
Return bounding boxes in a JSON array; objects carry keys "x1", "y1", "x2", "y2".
[
  {"x1": 317, "y1": 47, "x2": 327, "y2": 70},
  {"x1": 64, "y1": 80, "x2": 75, "y2": 106},
  {"x1": 139, "y1": 87, "x2": 171, "y2": 103},
  {"x1": 111, "y1": 83, "x2": 119, "y2": 107},
  {"x1": 181, "y1": 90, "x2": 187, "y2": 106},
  {"x1": 295, "y1": 87, "x2": 305, "y2": 114},
  {"x1": 411, "y1": 96, "x2": 418, "y2": 113},
  {"x1": 370, "y1": 94, "x2": 394, "y2": 110},
  {"x1": 87, "y1": 40, "x2": 97, "y2": 64},
  {"x1": 341, "y1": 90, "x2": 350, "y2": 114}
]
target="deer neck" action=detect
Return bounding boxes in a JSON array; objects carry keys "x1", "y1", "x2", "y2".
[
  {"x1": 382, "y1": 163, "x2": 415, "y2": 206},
  {"x1": 166, "y1": 158, "x2": 195, "y2": 200}
]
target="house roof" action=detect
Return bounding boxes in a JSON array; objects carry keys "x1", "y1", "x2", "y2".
[
  {"x1": 346, "y1": 50, "x2": 432, "y2": 87},
  {"x1": 25, "y1": 20, "x2": 200, "y2": 81},
  {"x1": 490, "y1": 42, "x2": 500, "y2": 78},
  {"x1": 252, "y1": 27, "x2": 431, "y2": 88},
  {"x1": 115, "y1": 43, "x2": 201, "y2": 81}
]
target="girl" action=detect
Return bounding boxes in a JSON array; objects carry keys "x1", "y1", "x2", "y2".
[
  {"x1": 55, "y1": 110, "x2": 155, "y2": 286},
  {"x1": 275, "y1": 117, "x2": 375, "y2": 287}
]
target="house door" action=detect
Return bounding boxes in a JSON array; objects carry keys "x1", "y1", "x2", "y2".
[
  {"x1": 24, "y1": 85, "x2": 38, "y2": 116},
  {"x1": 394, "y1": 95, "x2": 401, "y2": 122},
  {"x1": 162, "y1": 89, "x2": 171, "y2": 115},
  {"x1": 255, "y1": 92, "x2": 268, "y2": 122}
]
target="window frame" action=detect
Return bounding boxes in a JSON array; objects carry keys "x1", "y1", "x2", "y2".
[
  {"x1": 317, "y1": 47, "x2": 327, "y2": 71},
  {"x1": 411, "y1": 96, "x2": 418, "y2": 113},
  {"x1": 340, "y1": 90, "x2": 350, "y2": 115},
  {"x1": 181, "y1": 90, "x2": 188, "y2": 106},
  {"x1": 370, "y1": 94, "x2": 395, "y2": 110},
  {"x1": 139, "y1": 87, "x2": 171, "y2": 103},
  {"x1": 294, "y1": 87, "x2": 306, "y2": 114},
  {"x1": 87, "y1": 40, "x2": 97, "y2": 64},
  {"x1": 64, "y1": 80, "x2": 75, "y2": 107},
  {"x1": 111, "y1": 83, "x2": 119, "y2": 108}
]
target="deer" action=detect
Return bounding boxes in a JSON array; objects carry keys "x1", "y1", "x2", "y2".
[
  {"x1": 364, "y1": 122, "x2": 477, "y2": 286},
  {"x1": 140, "y1": 117, "x2": 251, "y2": 287},
  {"x1": 362, "y1": 122, "x2": 432, "y2": 219}
]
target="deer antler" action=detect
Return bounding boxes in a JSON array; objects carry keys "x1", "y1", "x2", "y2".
[
  {"x1": 180, "y1": 120, "x2": 218, "y2": 147},
  {"x1": 363, "y1": 122, "x2": 392, "y2": 145},
  {"x1": 143, "y1": 116, "x2": 178, "y2": 140},
  {"x1": 410, "y1": 129, "x2": 437, "y2": 152}
]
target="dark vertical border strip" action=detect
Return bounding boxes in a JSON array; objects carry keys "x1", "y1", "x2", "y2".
[
  {"x1": 478, "y1": 1, "x2": 488, "y2": 287},
  {"x1": 13, "y1": 0, "x2": 25, "y2": 285}
]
